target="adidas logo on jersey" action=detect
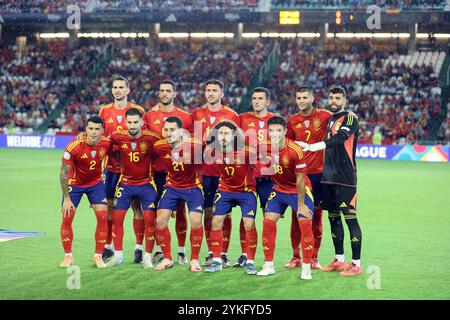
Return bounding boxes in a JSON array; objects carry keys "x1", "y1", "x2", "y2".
[
  {"x1": 154, "y1": 119, "x2": 161, "y2": 125},
  {"x1": 200, "y1": 118, "x2": 206, "y2": 123},
  {"x1": 107, "y1": 118, "x2": 114, "y2": 123},
  {"x1": 81, "y1": 153, "x2": 88, "y2": 159},
  {"x1": 121, "y1": 144, "x2": 128, "y2": 149},
  {"x1": 165, "y1": 154, "x2": 171, "y2": 159},
  {"x1": 248, "y1": 122, "x2": 255, "y2": 127}
]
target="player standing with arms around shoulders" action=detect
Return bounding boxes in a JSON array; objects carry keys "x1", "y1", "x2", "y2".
[
  {"x1": 300, "y1": 86, "x2": 362, "y2": 276},
  {"x1": 152, "y1": 117, "x2": 204, "y2": 272},
  {"x1": 145, "y1": 80, "x2": 193, "y2": 266},
  {"x1": 106, "y1": 108, "x2": 160, "y2": 268},
  {"x1": 285, "y1": 85, "x2": 332, "y2": 270},
  {"x1": 98, "y1": 76, "x2": 147, "y2": 264},
  {"x1": 257, "y1": 116, "x2": 315, "y2": 280},
  {"x1": 59, "y1": 116, "x2": 111, "y2": 268},
  {"x1": 203, "y1": 121, "x2": 259, "y2": 275},
  {"x1": 191, "y1": 79, "x2": 240, "y2": 267},
  {"x1": 236, "y1": 87, "x2": 277, "y2": 268}
]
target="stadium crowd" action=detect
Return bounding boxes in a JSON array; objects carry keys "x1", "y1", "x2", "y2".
[
  {"x1": 271, "y1": 0, "x2": 448, "y2": 10},
  {"x1": 53, "y1": 39, "x2": 271, "y2": 132},
  {"x1": 0, "y1": 41, "x2": 102, "y2": 133},
  {"x1": 0, "y1": 37, "x2": 447, "y2": 145},
  {"x1": 0, "y1": 0, "x2": 260, "y2": 13},
  {"x1": 268, "y1": 39, "x2": 445, "y2": 144}
]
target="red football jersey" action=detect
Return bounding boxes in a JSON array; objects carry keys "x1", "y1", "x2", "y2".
[
  {"x1": 265, "y1": 138, "x2": 312, "y2": 194},
  {"x1": 109, "y1": 130, "x2": 160, "y2": 186},
  {"x1": 62, "y1": 137, "x2": 112, "y2": 187},
  {"x1": 153, "y1": 138, "x2": 203, "y2": 189},
  {"x1": 212, "y1": 147, "x2": 257, "y2": 193},
  {"x1": 98, "y1": 102, "x2": 146, "y2": 173},
  {"x1": 145, "y1": 107, "x2": 194, "y2": 173},
  {"x1": 287, "y1": 108, "x2": 332, "y2": 174},
  {"x1": 239, "y1": 111, "x2": 277, "y2": 178},
  {"x1": 191, "y1": 105, "x2": 240, "y2": 177}
]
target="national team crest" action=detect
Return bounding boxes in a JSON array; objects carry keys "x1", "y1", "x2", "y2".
[
  {"x1": 131, "y1": 142, "x2": 137, "y2": 150},
  {"x1": 304, "y1": 120, "x2": 310, "y2": 128},
  {"x1": 99, "y1": 148, "x2": 105, "y2": 158},
  {"x1": 210, "y1": 117, "x2": 216, "y2": 124},
  {"x1": 117, "y1": 115, "x2": 123, "y2": 123},
  {"x1": 282, "y1": 155, "x2": 290, "y2": 167},
  {"x1": 259, "y1": 121, "x2": 265, "y2": 129},
  {"x1": 140, "y1": 142, "x2": 147, "y2": 153},
  {"x1": 90, "y1": 150, "x2": 97, "y2": 158},
  {"x1": 313, "y1": 118, "x2": 321, "y2": 130}
]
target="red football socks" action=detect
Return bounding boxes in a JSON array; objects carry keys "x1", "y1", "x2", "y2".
[
  {"x1": 133, "y1": 217, "x2": 145, "y2": 246},
  {"x1": 143, "y1": 210, "x2": 156, "y2": 254},
  {"x1": 112, "y1": 210, "x2": 127, "y2": 251},
  {"x1": 262, "y1": 219, "x2": 277, "y2": 262},
  {"x1": 299, "y1": 219, "x2": 314, "y2": 264},
  {"x1": 245, "y1": 227, "x2": 257, "y2": 260},
  {"x1": 312, "y1": 208, "x2": 323, "y2": 258},
  {"x1": 221, "y1": 215, "x2": 232, "y2": 254},
  {"x1": 239, "y1": 218, "x2": 247, "y2": 254},
  {"x1": 155, "y1": 226, "x2": 172, "y2": 260},
  {"x1": 94, "y1": 210, "x2": 108, "y2": 254},
  {"x1": 290, "y1": 212, "x2": 301, "y2": 258},
  {"x1": 175, "y1": 202, "x2": 187, "y2": 247},
  {"x1": 60, "y1": 208, "x2": 75, "y2": 253},
  {"x1": 210, "y1": 229, "x2": 223, "y2": 259},
  {"x1": 190, "y1": 226, "x2": 203, "y2": 260}
]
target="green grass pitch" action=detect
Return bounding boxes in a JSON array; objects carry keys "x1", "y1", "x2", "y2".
[{"x1": 0, "y1": 148, "x2": 449, "y2": 300}]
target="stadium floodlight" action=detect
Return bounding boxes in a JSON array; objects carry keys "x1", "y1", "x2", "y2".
[
  {"x1": 416, "y1": 33, "x2": 428, "y2": 38},
  {"x1": 39, "y1": 33, "x2": 70, "y2": 39},
  {"x1": 297, "y1": 33, "x2": 320, "y2": 38},
  {"x1": 242, "y1": 33, "x2": 260, "y2": 38},
  {"x1": 354, "y1": 33, "x2": 373, "y2": 38},
  {"x1": 261, "y1": 33, "x2": 280, "y2": 38},
  {"x1": 373, "y1": 33, "x2": 394, "y2": 38},
  {"x1": 327, "y1": 33, "x2": 335, "y2": 38},
  {"x1": 336, "y1": 33, "x2": 355, "y2": 38},
  {"x1": 206, "y1": 33, "x2": 234, "y2": 38},
  {"x1": 190, "y1": 33, "x2": 208, "y2": 38},
  {"x1": 434, "y1": 34, "x2": 450, "y2": 38},
  {"x1": 397, "y1": 33, "x2": 411, "y2": 38},
  {"x1": 279, "y1": 33, "x2": 297, "y2": 38}
]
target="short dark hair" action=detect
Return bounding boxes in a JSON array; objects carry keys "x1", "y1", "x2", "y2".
[
  {"x1": 125, "y1": 108, "x2": 143, "y2": 118},
  {"x1": 296, "y1": 85, "x2": 313, "y2": 95},
  {"x1": 86, "y1": 116, "x2": 104, "y2": 127},
  {"x1": 268, "y1": 116, "x2": 287, "y2": 128},
  {"x1": 112, "y1": 75, "x2": 130, "y2": 88},
  {"x1": 329, "y1": 85, "x2": 346, "y2": 97},
  {"x1": 252, "y1": 87, "x2": 271, "y2": 99},
  {"x1": 160, "y1": 79, "x2": 176, "y2": 91},
  {"x1": 214, "y1": 120, "x2": 238, "y2": 132},
  {"x1": 164, "y1": 116, "x2": 182, "y2": 128},
  {"x1": 205, "y1": 79, "x2": 224, "y2": 90}
]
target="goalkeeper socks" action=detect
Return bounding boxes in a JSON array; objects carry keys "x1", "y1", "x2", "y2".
[
  {"x1": 155, "y1": 226, "x2": 172, "y2": 260},
  {"x1": 112, "y1": 210, "x2": 127, "y2": 251},
  {"x1": 299, "y1": 219, "x2": 314, "y2": 264},
  {"x1": 94, "y1": 210, "x2": 108, "y2": 254},
  {"x1": 210, "y1": 229, "x2": 223, "y2": 259},
  {"x1": 245, "y1": 227, "x2": 257, "y2": 261},
  {"x1": 262, "y1": 219, "x2": 277, "y2": 262},
  {"x1": 175, "y1": 202, "x2": 187, "y2": 247},
  {"x1": 133, "y1": 218, "x2": 145, "y2": 246},
  {"x1": 290, "y1": 212, "x2": 301, "y2": 258},
  {"x1": 143, "y1": 210, "x2": 156, "y2": 254},
  {"x1": 239, "y1": 218, "x2": 247, "y2": 254},
  {"x1": 328, "y1": 213, "x2": 344, "y2": 255},
  {"x1": 61, "y1": 208, "x2": 75, "y2": 253},
  {"x1": 312, "y1": 208, "x2": 323, "y2": 258},
  {"x1": 345, "y1": 216, "x2": 362, "y2": 260},
  {"x1": 190, "y1": 226, "x2": 203, "y2": 260},
  {"x1": 221, "y1": 215, "x2": 232, "y2": 254}
]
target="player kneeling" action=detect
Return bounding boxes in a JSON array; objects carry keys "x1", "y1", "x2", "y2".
[
  {"x1": 257, "y1": 116, "x2": 315, "y2": 280},
  {"x1": 203, "y1": 121, "x2": 259, "y2": 275},
  {"x1": 153, "y1": 117, "x2": 204, "y2": 272},
  {"x1": 59, "y1": 116, "x2": 112, "y2": 268}
]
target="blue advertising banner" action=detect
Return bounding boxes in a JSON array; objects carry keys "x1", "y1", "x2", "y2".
[{"x1": 0, "y1": 135, "x2": 448, "y2": 162}]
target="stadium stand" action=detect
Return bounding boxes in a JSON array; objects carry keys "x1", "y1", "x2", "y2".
[
  {"x1": 267, "y1": 38, "x2": 446, "y2": 144},
  {"x1": 271, "y1": 0, "x2": 448, "y2": 10}
]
